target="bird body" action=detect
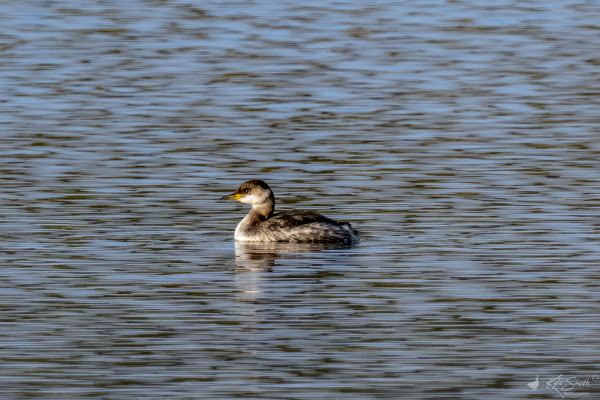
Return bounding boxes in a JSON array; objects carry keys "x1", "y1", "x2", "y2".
[{"x1": 221, "y1": 180, "x2": 359, "y2": 244}]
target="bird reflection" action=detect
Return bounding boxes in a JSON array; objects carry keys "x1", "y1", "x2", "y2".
[
  {"x1": 234, "y1": 241, "x2": 352, "y2": 269},
  {"x1": 233, "y1": 241, "x2": 353, "y2": 303}
]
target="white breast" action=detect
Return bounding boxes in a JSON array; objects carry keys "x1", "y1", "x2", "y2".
[{"x1": 234, "y1": 214, "x2": 253, "y2": 241}]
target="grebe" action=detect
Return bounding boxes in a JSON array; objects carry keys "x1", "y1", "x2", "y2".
[{"x1": 221, "y1": 180, "x2": 359, "y2": 244}]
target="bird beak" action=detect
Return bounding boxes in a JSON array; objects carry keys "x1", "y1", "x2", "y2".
[{"x1": 220, "y1": 192, "x2": 243, "y2": 201}]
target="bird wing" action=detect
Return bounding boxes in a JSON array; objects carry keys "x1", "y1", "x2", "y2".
[{"x1": 267, "y1": 210, "x2": 338, "y2": 228}]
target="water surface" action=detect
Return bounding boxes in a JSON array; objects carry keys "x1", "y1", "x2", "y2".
[{"x1": 2, "y1": 1, "x2": 600, "y2": 399}]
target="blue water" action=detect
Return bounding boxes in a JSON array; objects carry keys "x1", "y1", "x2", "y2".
[{"x1": 2, "y1": 1, "x2": 600, "y2": 399}]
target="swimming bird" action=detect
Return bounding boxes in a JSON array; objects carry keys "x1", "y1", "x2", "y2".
[{"x1": 221, "y1": 180, "x2": 359, "y2": 243}]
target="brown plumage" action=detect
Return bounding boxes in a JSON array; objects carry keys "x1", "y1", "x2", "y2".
[{"x1": 221, "y1": 180, "x2": 359, "y2": 243}]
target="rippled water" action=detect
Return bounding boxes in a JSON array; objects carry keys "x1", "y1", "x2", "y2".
[{"x1": 2, "y1": 1, "x2": 600, "y2": 399}]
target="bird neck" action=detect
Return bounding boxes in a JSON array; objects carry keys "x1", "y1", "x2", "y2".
[{"x1": 251, "y1": 193, "x2": 274, "y2": 220}]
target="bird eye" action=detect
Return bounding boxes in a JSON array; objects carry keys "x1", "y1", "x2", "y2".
[{"x1": 244, "y1": 189, "x2": 249, "y2": 193}]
